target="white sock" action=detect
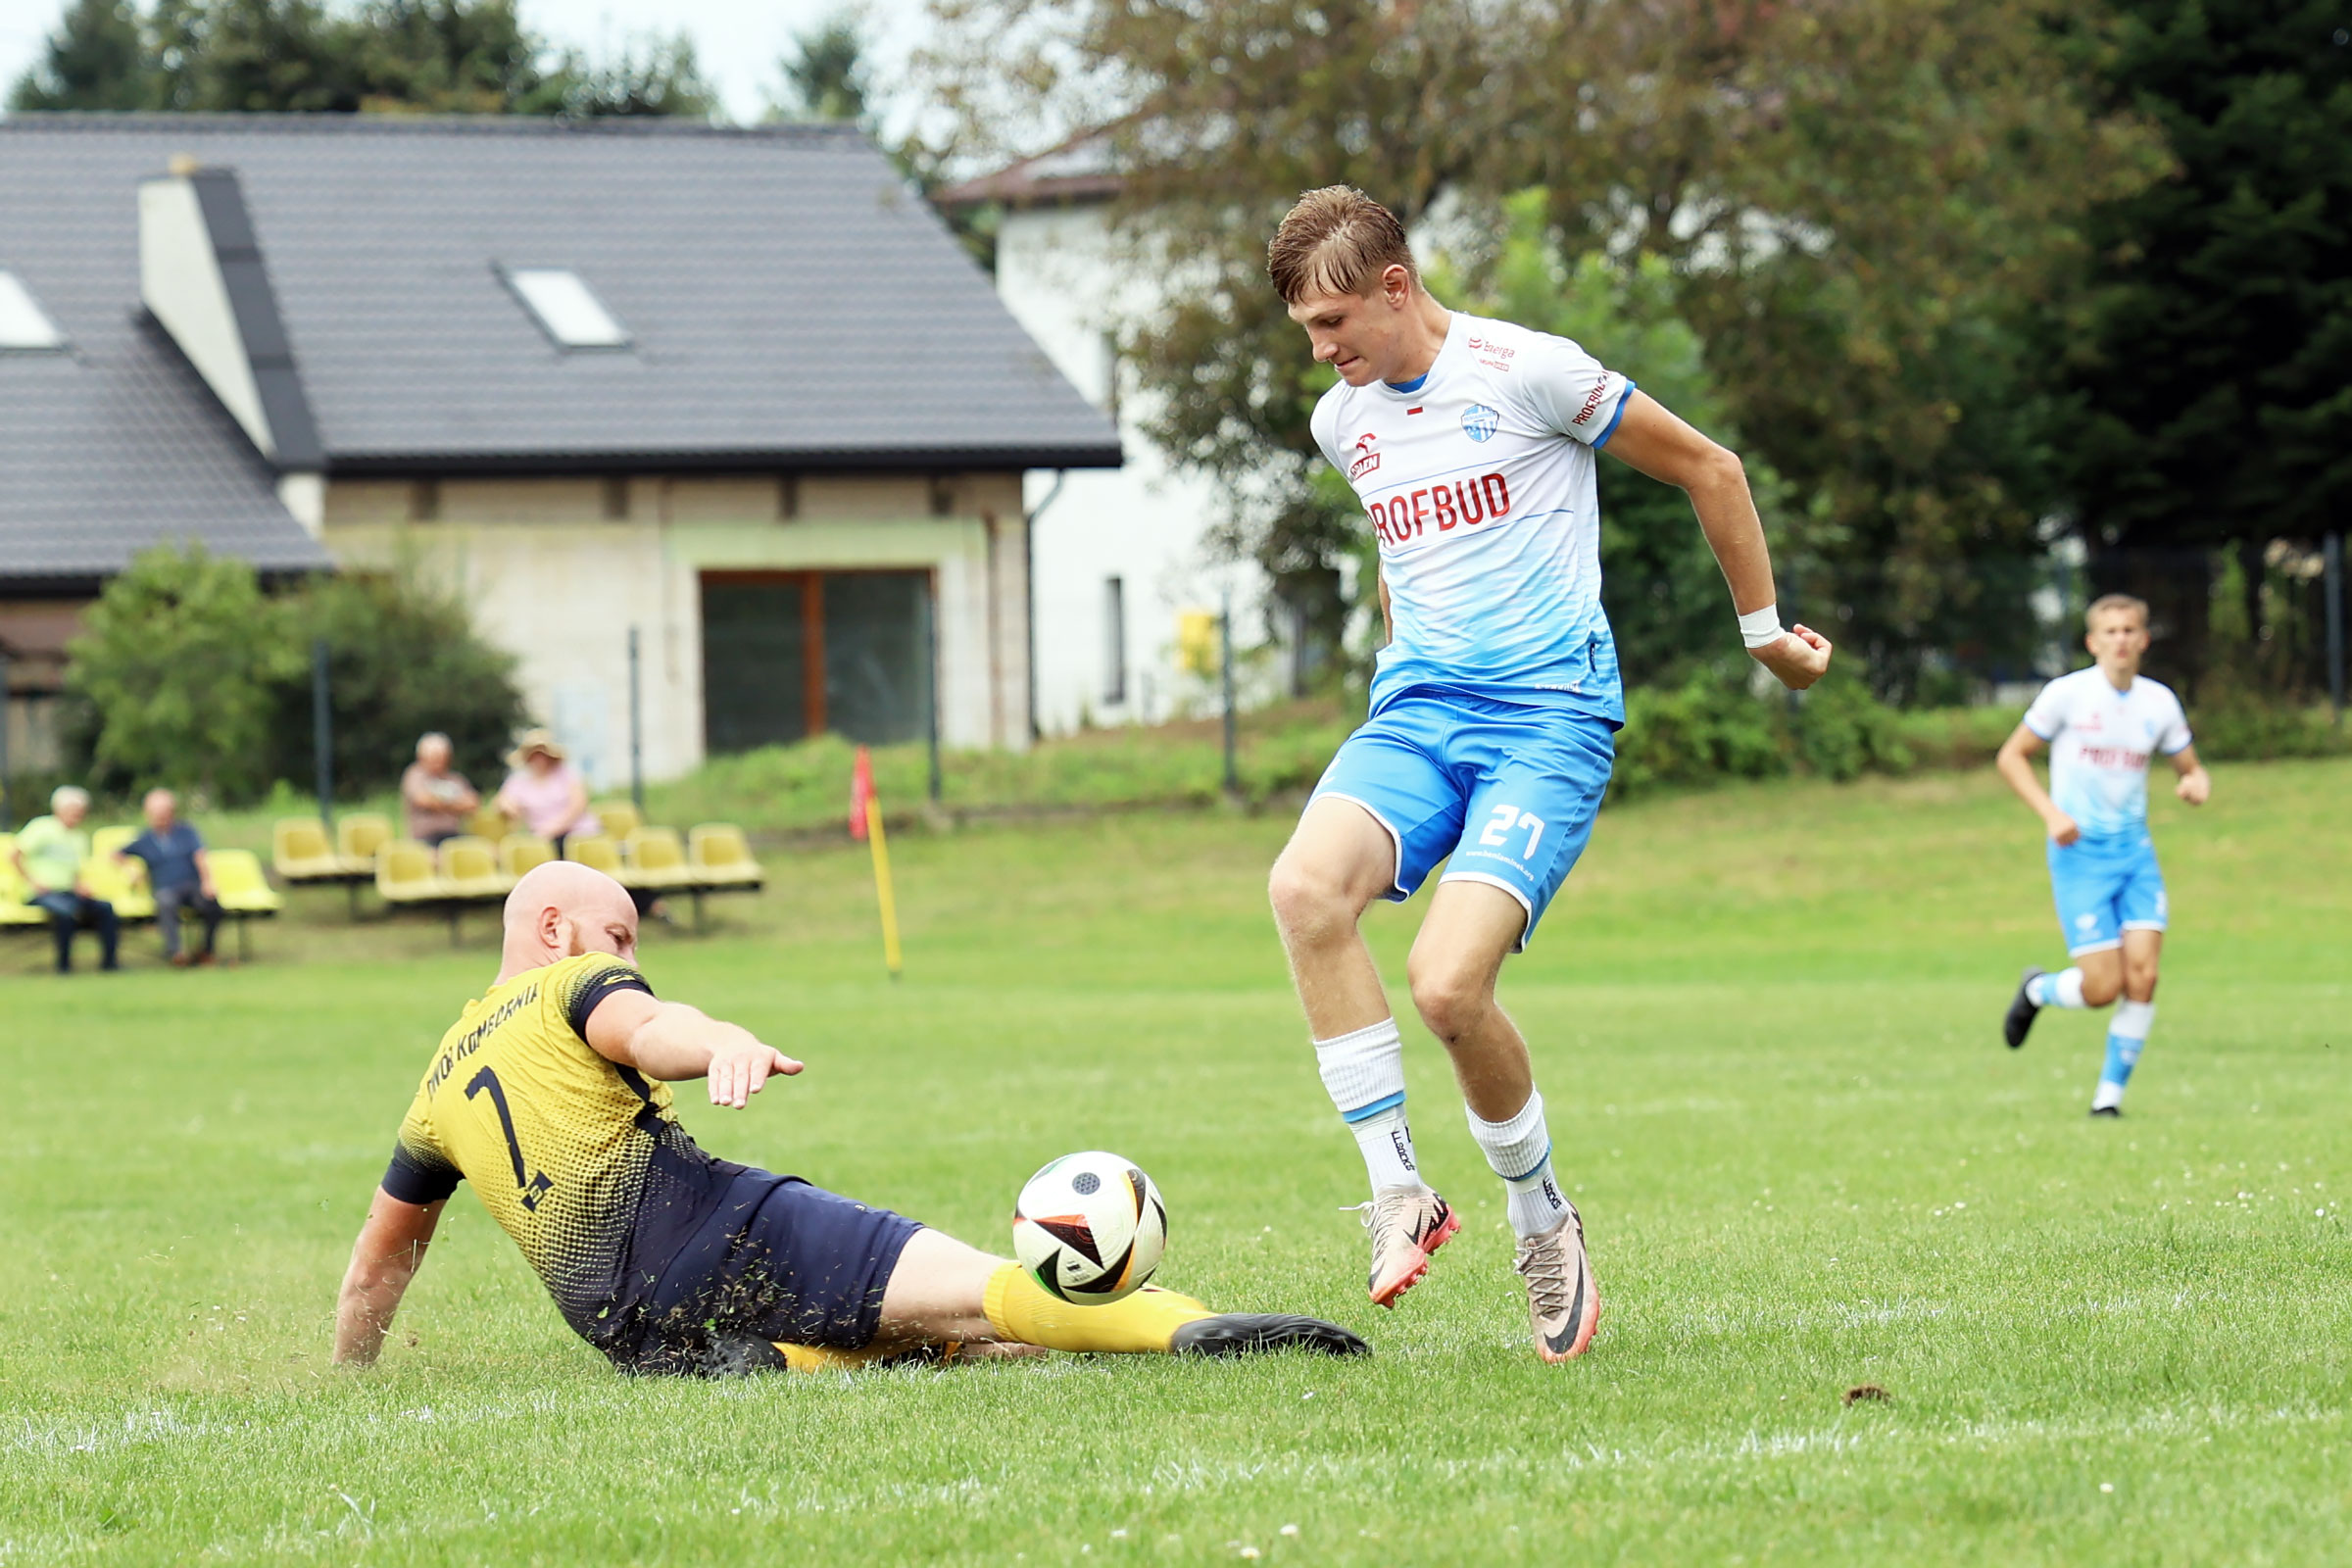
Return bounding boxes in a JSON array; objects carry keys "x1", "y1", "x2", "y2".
[
  {"x1": 1467, "y1": 1091, "x2": 1572, "y2": 1240},
  {"x1": 2033, "y1": 967, "x2": 2089, "y2": 1008},
  {"x1": 1315, "y1": 1018, "x2": 1422, "y2": 1193},
  {"x1": 1349, "y1": 1103, "x2": 1421, "y2": 1189}
]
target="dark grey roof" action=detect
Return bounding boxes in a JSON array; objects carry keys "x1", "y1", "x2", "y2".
[
  {"x1": 0, "y1": 304, "x2": 330, "y2": 583},
  {"x1": 0, "y1": 115, "x2": 1123, "y2": 481}
]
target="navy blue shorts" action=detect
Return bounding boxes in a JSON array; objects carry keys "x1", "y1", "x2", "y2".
[{"x1": 630, "y1": 1170, "x2": 921, "y2": 1369}]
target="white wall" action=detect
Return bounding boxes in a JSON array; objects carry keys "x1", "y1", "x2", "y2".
[
  {"x1": 992, "y1": 203, "x2": 1285, "y2": 733},
  {"x1": 323, "y1": 472, "x2": 1030, "y2": 789}
]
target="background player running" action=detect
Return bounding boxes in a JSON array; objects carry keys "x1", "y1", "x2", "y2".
[
  {"x1": 1997, "y1": 593, "x2": 2211, "y2": 1115},
  {"x1": 333, "y1": 861, "x2": 1363, "y2": 1374},
  {"x1": 1260, "y1": 187, "x2": 1832, "y2": 1363}
]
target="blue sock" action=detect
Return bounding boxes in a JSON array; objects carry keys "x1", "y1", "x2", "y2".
[{"x1": 2093, "y1": 1001, "x2": 2155, "y2": 1109}]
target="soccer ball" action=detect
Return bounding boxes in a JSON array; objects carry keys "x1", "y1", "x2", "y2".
[{"x1": 1011, "y1": 1151, "x2": 1168, "y2": 1303}]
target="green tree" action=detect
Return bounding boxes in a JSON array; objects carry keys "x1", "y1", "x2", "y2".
[
  {"x1": 270, "y1": 560, "x2": 528, "y2": 798},
  {"x1": 774, "y1": 13, "x2": 869, "y2": 123},
  {"x1": 7, "y1": 0, "x2": 153, "y2": 110},
  {"x1": 14, "y1": 0, "x2": 710, "y2": 118},
  {"x1": 923, "y1": 0, "x2": 2160, "y2": 696},
  {"x1": 2061, "y1": 0, "x2": 2352, "y2": 694},
  {"x1": 66, "y1": 544, "x2": 302, "y2": 803}
]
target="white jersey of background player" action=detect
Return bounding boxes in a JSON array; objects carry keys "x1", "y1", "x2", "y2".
[
  {"x1": 1997, "y1": 594, "x2": 2211, "y2": 1113},
  {"x1": 1262, "y1": 186, "x2": 1831, "y2": 1364}
]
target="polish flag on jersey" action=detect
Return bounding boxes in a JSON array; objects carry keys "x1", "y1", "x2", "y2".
[{"x1": 1310, "y1": 311, "x2": 1635, "y2": 724}]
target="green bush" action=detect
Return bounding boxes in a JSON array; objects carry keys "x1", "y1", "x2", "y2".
[
  {"x1": 65, "y1": 544, "x2": 304, "y2": 802},
  {"x1": 270, "y1": 564, "x2": 528, "y2": 799},
  {"x1": 62, "y1": 545, "x2": 528, "y2": 806},
  {"x1": 1612, "y1": 665, "x2": 1915, "y2": 800}
]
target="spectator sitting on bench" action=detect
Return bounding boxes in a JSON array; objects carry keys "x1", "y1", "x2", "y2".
[
  {"x1": 402, "y1": 732, "x2": 480, "y2": 849},
  {"x1": 496, "y1": 730, "x2": 599, "y2": 858},
  {"x1": 11, "y1": 786, "x2": 120, "y2": 975},
  {"x1": 120, "y1": 788, "x2": 223, "y2": 968}
]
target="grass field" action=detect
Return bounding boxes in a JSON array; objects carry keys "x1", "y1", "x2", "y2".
[{"x1": 2, "y1": 760, "x2": 2347, "y2": 1564}]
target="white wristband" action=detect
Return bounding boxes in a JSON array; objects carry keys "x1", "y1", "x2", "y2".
[{"x1": 1738, "y1": 605, "x2": 1785, "y2": 649}]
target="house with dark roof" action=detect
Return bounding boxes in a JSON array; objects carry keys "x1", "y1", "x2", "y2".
[{"x1": 0, "y1": 114, "x2": 1120, "y2": 781}]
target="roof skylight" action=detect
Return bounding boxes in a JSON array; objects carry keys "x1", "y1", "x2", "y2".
[
  {"x1": 501, "y1": 267, "x2": 631, "y2": 351},
  {"x1": 0, "y1": 270, "x2": 68, "y2": 352}
]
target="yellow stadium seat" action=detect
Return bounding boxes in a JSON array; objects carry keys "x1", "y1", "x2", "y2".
[
  {"x1": 564, "y1": 835, "x2": 624, "y2": 876},
  {"x1": 339, "y1": 813, "x2": 393, "y2": 874},
  {"x1": 621, "y1": 827, "x2": 695, "y2": 890},
  {"x1": 209, "y1": 851, "x2": 281, "y2": 915},
  {"x1": 0, "y1": 836, "x2": 50, "y2": 927},
  {"x1": 439, "y1": 836, "x2": 511, "y2": 902},
  {"x1": 593, "y1": 801, "x2": 642, "y2": 840},
  {"x1": 375, "y1": 840, "x2": 450, "y2": 906},
  {"x1": 466, "y1": 804, "x2": 510, "y2": 842},
  {"x1": 80, "y1": 848, "x2": 154, "y2": 922},
  {"x1": 207, "y1": 849, "x2": 282, "y2": 960},
  {"x1": 687, "y1": 824, "x2": 764, "y2": 889},
  {"x1": 272, "y1": 817, "x2": 346, "y2": 882},
  {"x1": 499, "y1": 834, "x2": 555, "y2": 880},
  {"x1": 91, "y1": 824, "x2": 138, "y2": 860}
]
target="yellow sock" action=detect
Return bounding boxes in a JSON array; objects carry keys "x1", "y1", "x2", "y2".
[
  {"x1": 773, "y1": 1342, "x2": 897, "y2": 1374},
  {"x1": 982, "y1": 1265, "x2": 1213, "y2": 1354},
  {"x1": 772, "y1": 1341, "x2": 965, "y2": 1373}
]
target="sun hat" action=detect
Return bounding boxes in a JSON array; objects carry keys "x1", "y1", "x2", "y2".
[{"x1": 506, "y1": 728, "x2": 567, "y2": 767}]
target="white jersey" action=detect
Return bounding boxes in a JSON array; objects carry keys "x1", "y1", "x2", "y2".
[
  {"x1": 1310, "y1": 311, "x2": 1635, "y2": 722},
  {"x1": 2022, "y1": 667, "x2": 2192, "y2": 839}
]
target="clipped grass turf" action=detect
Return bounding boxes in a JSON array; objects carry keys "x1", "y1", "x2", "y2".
[{"x1": 1, "y1": 760, "x2": 2347, "y2": 1563}]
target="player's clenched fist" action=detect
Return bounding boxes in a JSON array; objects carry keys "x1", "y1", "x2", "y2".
[
  {"x1": 1748, "y1": 624, "x2": 1833, "y2": 691},
  {"x1": 707, "y1": 1041, "x2": 803, "y2": 1108}
]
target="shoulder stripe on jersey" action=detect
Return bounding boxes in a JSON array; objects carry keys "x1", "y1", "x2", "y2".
[
  {"x1": 383, "y1": 1141, "x2": 462, "y2": 1204},
  {"x1": 1591, "y1": 381, "x2": 1637, "y2": 448},
  {"x1": 566, "y1": 966, "x2": 655, "y2": 1043}
]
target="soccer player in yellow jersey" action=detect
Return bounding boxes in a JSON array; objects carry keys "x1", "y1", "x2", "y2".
[{"x1": 333, "y1": 861, "x2": 1363, "y2": 1375}]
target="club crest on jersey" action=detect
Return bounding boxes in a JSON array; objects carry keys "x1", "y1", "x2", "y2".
[
  {"x1": 1461, "y1": 404, "x2": 1500, "y2": 442},
  {"x1": 1348, "y1": 432, "x2": 1382, "y2": 480}
]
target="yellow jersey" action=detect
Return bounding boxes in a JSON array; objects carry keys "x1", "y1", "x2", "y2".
[{"x1": 381, "y1": 952, "x2": 744, "y2": 1348}]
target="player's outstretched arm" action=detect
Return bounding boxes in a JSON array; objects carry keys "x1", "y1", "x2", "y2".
[
  {"x1": 333, "y1": 1189, "x2": 443, "y2": 1366},
  {"x1": 1994, "y1": 724, "x2": 2078, "y2": 844},
  {"x1": 582, "y1": 988, "x2": 804, "y2": 1108},
  {"x1": 1599, "y1": 392, "x2": 1831, "y2": 689},
  {"x1": 2170, "y1": 744, "x2": 2212, "y2": 806}
]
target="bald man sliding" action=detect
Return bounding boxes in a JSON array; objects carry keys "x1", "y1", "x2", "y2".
[{"x1": 333, "y1": 861, "x2": 1364, "y2": 1374}]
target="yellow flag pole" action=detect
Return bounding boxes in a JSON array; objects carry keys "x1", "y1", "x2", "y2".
[{"x1": 864, "y1": 796, "x2": 904, "y2": 981}]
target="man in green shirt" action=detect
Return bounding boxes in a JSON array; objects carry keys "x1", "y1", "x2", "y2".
[{"x1": 11, "y1": 787, "x2": 120, "y2": 974}]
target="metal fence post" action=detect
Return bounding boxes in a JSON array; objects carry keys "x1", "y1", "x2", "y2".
[
  {"x1": 627, "y1": 625, "x2": 645, "y2": 812},
  {"x1": 923, "y1": 576, "x2": 943, "y2": 805},
  {"x1": 1220, "y1": 589, "x2": 1240, "y2": 797},
  {"x1": 311, "y1": 637, "x2": 333, "y2": 825},
  {"x1": 2327, "y1": 531, "x2": 2344, "y2": 728}
]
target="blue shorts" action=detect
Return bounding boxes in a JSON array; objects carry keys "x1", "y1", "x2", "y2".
[
  {"x1": 2048, "y1": 832, "x2": 2168, "y2": 956},
  {"x1": 627, "y1": 1170, "x2": 920, "y2": 1371},
  {"x1": 1310, "y1": 690, "x2": 1614, "y2": 951}
]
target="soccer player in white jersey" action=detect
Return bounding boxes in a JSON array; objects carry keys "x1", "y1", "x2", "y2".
[
  {"x1": 1997, "y1": 593, "x2": 2211, "y2": 1114},
  {"x1": 1260, "y1": 187, "x2": 1832, "y2": 1363}
]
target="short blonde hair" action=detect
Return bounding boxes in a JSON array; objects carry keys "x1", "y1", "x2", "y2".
[
  {"x1": 2085, "y1": 593, "x2": 2149, "y2": 630},
  {"x1": 1267, "y1": 186, "x2": 1416, "y2": 304}
]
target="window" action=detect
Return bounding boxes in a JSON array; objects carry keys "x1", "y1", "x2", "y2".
[
  {"x1": 1102, "y1": 575, "x2": 1127, "y2": 706},
  {"x1": 0, "y1": 270, "x2": 67, "y2": 352},
  {"x1": 500, "y1": 267, "x2": 630, "y2": 350}
]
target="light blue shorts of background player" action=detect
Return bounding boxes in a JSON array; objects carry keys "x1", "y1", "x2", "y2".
[
  {"x1": 1309, "y1": 689, "x2": 1615, "y2": 952},
  {"x1": 2047, "y1": 831, "x2": 2168, "y2": 956}
]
